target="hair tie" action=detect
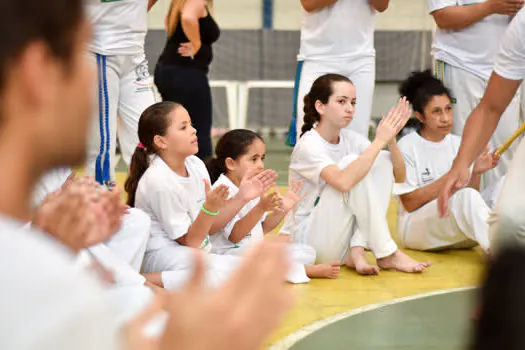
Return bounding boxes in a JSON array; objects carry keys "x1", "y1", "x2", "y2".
[{"x1": 137, "y1": 142, "x2": 146, "y2": 151}]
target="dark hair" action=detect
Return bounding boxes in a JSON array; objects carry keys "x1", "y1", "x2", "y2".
[
  {"x1": 206, "y1": 129, "x2": 264, "y2": 184},
  {"x1": 472, "y1": 245, "x2": 525, "y2": 350},
  {"x1": 301, "y1": 73, "x2": 353, "y2": 137},
  {"x1": 125, "y1": 102, "x2": 180, "y2": 206},
  {"x1": 0, "y1": 1, "x2": 84, "y2": 94},
  {"x1": 399, "y1": 70, "x2": 452, "y2": 117}
]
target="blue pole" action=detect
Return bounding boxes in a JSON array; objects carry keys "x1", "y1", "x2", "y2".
[{"x1": 262, "y1": 0, "x2": 273, "y2": 29}]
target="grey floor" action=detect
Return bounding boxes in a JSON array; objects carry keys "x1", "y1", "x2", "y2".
[{"x1": 290, "y1": 290, "x2": 476, "y2": 350}]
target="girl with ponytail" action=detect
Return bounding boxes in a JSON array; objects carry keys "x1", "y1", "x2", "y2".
[
  {"x1": 282, "y1": 73, "x2": 430, "y2": 275},
  {"x1": 206, "y1": 129, "x2": 341, "y2": 281},
  {"x1": 126, "y1": 102, "x2": 283, "y2": 289},
  {"x1": 396, "y1": 70, "x2": 499, "y2": 253}
]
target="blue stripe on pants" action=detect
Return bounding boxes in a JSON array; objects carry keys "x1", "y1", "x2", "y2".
[
  {"x1": 101, "y1": 55, "x2": 111, "y2": 184},
  {"x1": 95, "y1": 54, "x2": 105, "y2": 184},
  {"x1": 286, "y1": 60, "x2": 304, "y2": 147}
]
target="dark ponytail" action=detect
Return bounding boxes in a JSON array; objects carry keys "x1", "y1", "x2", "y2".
[
  {"x1": 206, "y1": 157, "x2": 226, "y2": 186},
  {"x1": 206, "y1": 129, "x2": 264, "y2": 184},
  {"x1": 301, "y1": 73, "x2": 353, "y2": 137},
  {"x1": 125, "y1": 101, "x2": 181, "y2": 206}
]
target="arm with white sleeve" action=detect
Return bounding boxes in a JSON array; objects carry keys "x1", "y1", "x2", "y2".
[{"x1": 429, "y1": 0, "x2": 522, "y2": 31}]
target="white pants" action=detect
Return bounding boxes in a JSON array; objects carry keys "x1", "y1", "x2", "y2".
[
  {"x1": 481, "y1": 175, "x2": 506, "y2": 210},
  {"x1": 211, "y1": 239, "x2": 315, "y2": 284},
  {"x1": 400, "y1": 188, "x2": 490, "y2": 251},
  {"x1": 303, "y1": 152, "x2": 398, "y2": 263},
  {"x1": 295, "y1": 56, "x2": 375, "y2": 138},
  {"x1": 489, "y1": 137, "x2": 525, "y2": 251},
  {"x1": 77, "y1": 209, "x2": 150, "y2": 286},
  {"x1": 86, "y1": 51, "x2": 156, "y2": 183},
  {"x1": 104, "y1": 208, "x2": 151, "y2": 272},
  {"x1": 142, "y1": 244, "x2": 241, "y2": 290},
  {"x1": 107, "y1": 285, "x2": 167, "y2": 339},
  {"x1": 436, "y1": 61, "x2": 521, "y2": 189}
]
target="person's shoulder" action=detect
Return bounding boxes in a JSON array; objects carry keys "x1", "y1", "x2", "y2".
[
  {"x1": 293, "y1": 130, "x2": 323, "y2": 154},
  {"x1": 397, "y1": 131, "x2": 421, "y2": 152},
  {"x1": 214, "y1": 173, "x2": 235, "y2": 189},
  {"x1": 398, "y1": 131, "x2": 419, "y2": 145},
  {"x1": 139, "y1": 157, "x2": 175, "y2": 192}
]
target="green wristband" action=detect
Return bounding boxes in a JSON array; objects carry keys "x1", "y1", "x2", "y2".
[{"x1": 201, "y1": 204, "x2": 219, "y2": 216}]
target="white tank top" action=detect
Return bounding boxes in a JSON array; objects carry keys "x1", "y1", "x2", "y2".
[
  {"x1": 298, "y1": 0, "x2": 376, "y2": 61},
  {"x1": 86, "y1": 0, "x2": 148, "y2": 56}
]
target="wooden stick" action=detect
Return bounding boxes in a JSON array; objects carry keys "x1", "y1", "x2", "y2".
[{"x1": 495, "y1": 122, "x2": 525, "y2": 156}]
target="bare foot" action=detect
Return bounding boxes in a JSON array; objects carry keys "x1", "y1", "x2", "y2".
[
  {"x1": 344, "y1": 246, "x2": 379, "y2": 275},
  {"x1": 306, "y1": 261, "x2": 341, "y2": 279},
  {"x1": 377, "y1": 250, "x2": 430, "y2": 273}
]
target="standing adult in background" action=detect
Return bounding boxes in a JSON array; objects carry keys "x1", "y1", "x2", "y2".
[
  {"x1": 287, "y1": 0, "x2": 388, "y2": 146},
  {"x1": 85, "y1": 0, "x2": 158, "y2": 185},
  {"x1": 429, "y1": 0, "x2": 523, "y2": 189},
  {"x1": 155, "y1": 0, "x2": 220, "y2": 161}
]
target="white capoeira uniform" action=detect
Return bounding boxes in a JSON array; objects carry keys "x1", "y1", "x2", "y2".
[
  {"x1": 209, "y1": 174, "x2": 314, "y2": 284},
  {"x1": 85, "y1": 0, "x2": 156, "y2": 184},
  {"x1": 136, "y1": 156, "x2": 241, "y2": 290},
  {"x1": 31, "y1": 170, "x2": 166, "y2": 336},
  {"x1": 0, "y1": 215, "x2": 120, "y2": 350},
  {"x1": 396, "y1": 132, "x2": 491, "y2": 251},
  {"x1": 288, "y1": 0, "x2": 377, "y2": 145},
  {"x1": 429, "y1": 0, "x2": 521, "y2": 189},
  {"x1": 32, "y1": 168, "x2": 151, "y2": 283},
  {"x1": 281, "y1": 129, "x2": 398, "y2": 263},
  {"x1": 486, "y1": 10, "x2": 525, "y2": 250}
]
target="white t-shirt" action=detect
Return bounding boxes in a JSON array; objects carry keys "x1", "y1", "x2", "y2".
[
  {"x1": 298, "y1": 0, "x2": 376, "y2": 61},
  {"x1": 0, "y1": 215, "x2": 120, "y2": 350},
  {"x1": 429, "y1": 0, "x2": 511, "y2": 80},
  {"x1": 281, "y1": 129, "x2": 371, "y2": 239},
  {"x1": 210, "y1": 174, "x2": 266, "y2": 254},
  {"x1": 32, "y1": 168, "x2": 72, "y2": 208},
  {"x1": 136, "y1": 156, "x2": 212, "y2": 253},
  {"x1": 86, "y1": 0, "x2": 148, "y2": 56},
  {"x1": 494, "y1": 8, "x2": 525, "y2": 81},
  {"x1": 396, "y1": 132, "x2": 461, "y2": 231}
]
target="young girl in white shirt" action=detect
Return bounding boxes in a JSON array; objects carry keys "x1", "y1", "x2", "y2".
[
  {"x1": 397, "y1": 70, "x2": 499, "y2": 253},
  {"x1": 124, "y1": 102, "x2": 279, "y2": 289},
  {"x1": 283, "y1": 73, "x2": 429, "y2": 275},
  {"x1": 206, "y1": 129, "x2": 341, "y2": 280}
]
